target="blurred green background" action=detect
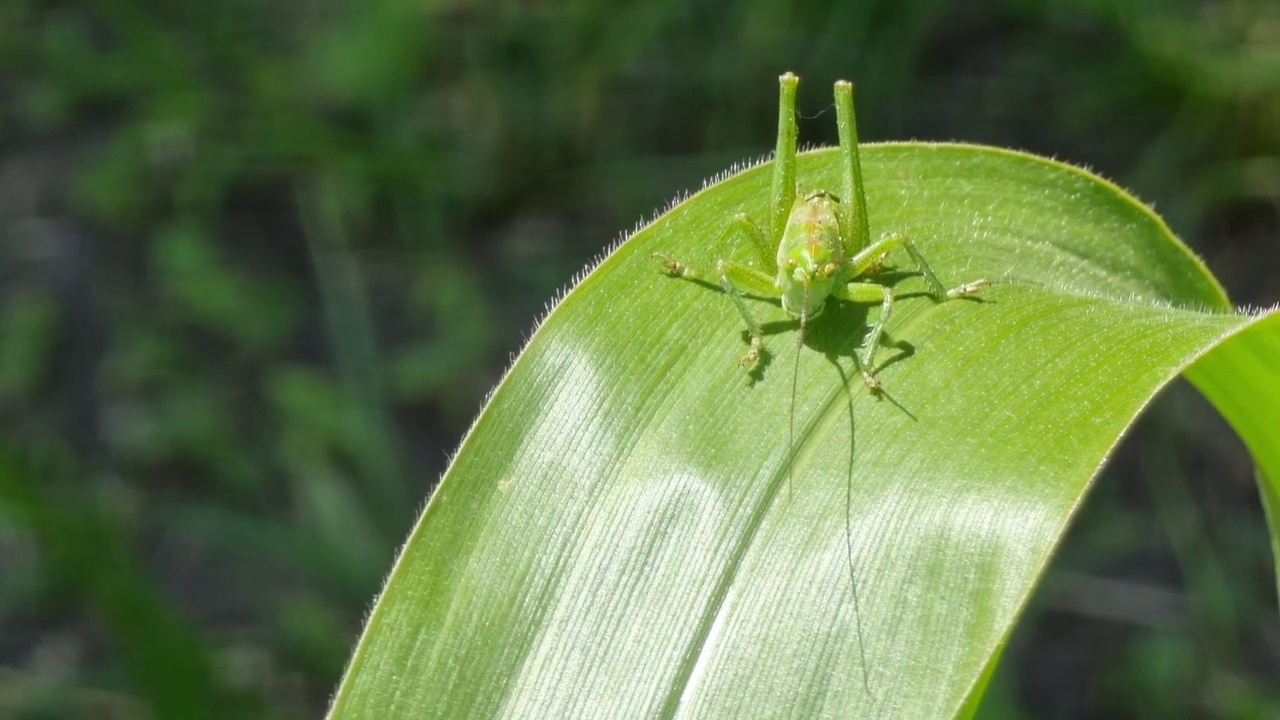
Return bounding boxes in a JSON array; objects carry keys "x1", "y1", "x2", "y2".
[{"x1": 0, "y1": 0, "x2": 1277, "y2": 717}]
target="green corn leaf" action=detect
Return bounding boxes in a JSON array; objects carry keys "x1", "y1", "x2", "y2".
[{"x1": 328, "y1": 143, "x2": 1278, "y2": 718}]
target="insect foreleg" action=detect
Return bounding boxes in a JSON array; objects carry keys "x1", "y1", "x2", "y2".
[
  {"x1": 833, "y1": 281, "x2": 894, "y2": 389},
  {"x1": 718, "y1": 260, "x2": 778, "y2": 367}
]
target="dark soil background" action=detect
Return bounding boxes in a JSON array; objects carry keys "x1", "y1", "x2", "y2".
[{"x1": 1, "y1": 1, "x2": 1277, "y2": 717}]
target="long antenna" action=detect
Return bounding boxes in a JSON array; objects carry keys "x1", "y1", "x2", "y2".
[
  {"x1": 788, "y1": 280, "x2": 810, "y2": 504},
  {"x1": 793, "y1": 279, "x2": 871, "y2": 700},
  {"x1": 836, "y1": 78, "x2": 874, "y2": 702},
  {"x1": 846, "y1": 457, "x2": 872, "y2": 699}
]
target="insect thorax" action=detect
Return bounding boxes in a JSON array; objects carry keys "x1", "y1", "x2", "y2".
[{"x1": 777, "y1": 192, "x2": 845, "y2": 318}]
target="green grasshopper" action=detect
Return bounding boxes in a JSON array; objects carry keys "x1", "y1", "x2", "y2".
[
  {"x1": 654, "y1": 72, "x2": 986, "y2": 389},
  {"x1": 654, "y1": 74, "x2": 987, "y2": 698}
]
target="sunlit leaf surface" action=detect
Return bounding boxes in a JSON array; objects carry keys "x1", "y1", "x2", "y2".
[{"x1": 329, "y1": 144, "x2": 1278, "y2": 718}]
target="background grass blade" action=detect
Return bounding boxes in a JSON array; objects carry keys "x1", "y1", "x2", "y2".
[
  {"x1": 329, "y1": 143, "x2": 1276, "y2": 718},
  {"x1": 1184, "y1": 312, "x2": 1280, "y2": 596}
]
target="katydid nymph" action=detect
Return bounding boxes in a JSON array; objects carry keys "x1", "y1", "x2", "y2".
[
  {"x1": 653, "y1": 73, "x2": 987, "y2": 697},
  {"x1": 654, "y1": 72, "x2": 986, "y2": 389}
]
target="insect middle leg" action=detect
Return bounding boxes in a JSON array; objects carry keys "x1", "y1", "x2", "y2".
[
  {"x1": 654, "y1": 216, "x2": 781, "y2": 367},
  {"x1": 654, "y1": 213, "x2": 775, "y2": 279},
  {"x1": 846, "y1": 232, "x2": 988, "y2": 300}
]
